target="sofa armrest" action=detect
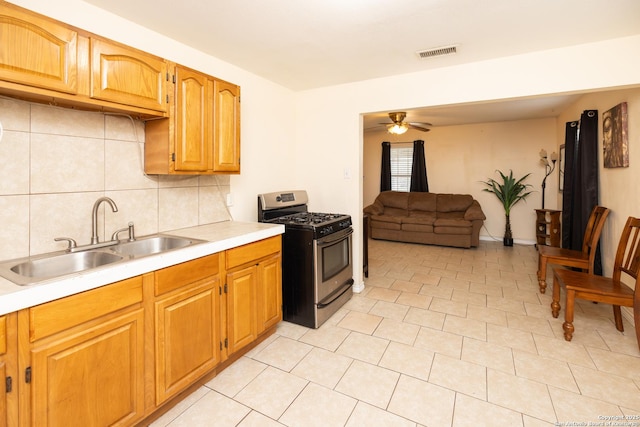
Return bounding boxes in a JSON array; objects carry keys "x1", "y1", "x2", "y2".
[
  {"x1": 464, "y1": 200, "x2": 486, "y2": 221},
  {"x1": 364, "y1": 200, "x2": 384, "y2": 215}
]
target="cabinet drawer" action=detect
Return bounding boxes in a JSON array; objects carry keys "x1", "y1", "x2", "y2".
[
  {"x1": 155, "y1": 253, "x2": 219, "y2": 296},
  {"x1": 0, "y1": 315, "x2": 5, "y2": 355},
  {"x1": 226, "y1": 236, "x2": 281, "y2": 270},
  {"x1": 29, "y1": 276, "x2": 143, "y2": 342}
]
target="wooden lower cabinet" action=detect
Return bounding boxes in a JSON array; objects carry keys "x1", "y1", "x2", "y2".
[
  {"x1": 154, "y1": 254, "x2": 220, "y2": 405},
  {"x1": 22, "y1": 276, "x2": 146, "y2": 427},
  {"x1": 224, "y1": 236, "x2": 282, "y2": 357},
  {"x1": 257, "y1": 254, "x2": 282, "y2": 333},
  {"x1": 0, "y1": 313, "x2": 17, "y2": 427},
  {"x1": 1, "y1": 238, "x2": 281, "y2": 426},
  {"x1": 225, "y1": 264, "x2": 258, "y2": 356}
]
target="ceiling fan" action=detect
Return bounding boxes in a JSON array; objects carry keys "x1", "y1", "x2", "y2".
[{"x1": 381, "y1": 112, "x2": 432, "y2": 134}]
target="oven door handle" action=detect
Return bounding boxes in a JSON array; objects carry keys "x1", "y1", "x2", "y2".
[
  {"x1": 317, "y1": 227, "x2": 353, "y2": 245},
  {"x1": 317, "y1": 279, "x2": 354, "y2": 309}
]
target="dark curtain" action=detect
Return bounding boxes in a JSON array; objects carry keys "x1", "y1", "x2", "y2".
[
  {"x1": 561, "y1": 121, "x2": 579, "y2": 249},
  {"x1": 410, "y1": 140, "x2": 429, "y2": 192},
  {"x1": 380, "y1": 141, "x2": 391, "y2": 192},
  {"x1": 561, "y1": 110, "x2": 602, "y2": 275}
]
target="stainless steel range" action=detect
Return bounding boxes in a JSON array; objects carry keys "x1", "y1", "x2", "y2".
[{"x1": 258, "y1": 190, "x2": 353, "y2": 328}]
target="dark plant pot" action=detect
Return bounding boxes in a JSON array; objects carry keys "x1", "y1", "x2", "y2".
[{"x1": 503, "y1": 213, "x2": 513, "y2": 246}]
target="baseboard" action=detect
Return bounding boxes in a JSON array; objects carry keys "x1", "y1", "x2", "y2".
[
  {"x1": 479, "y1": 235, "x2": 536, "y2": 246},
  {"x1": 352, "y1": 281, "x2": 365, "y2": 293}
]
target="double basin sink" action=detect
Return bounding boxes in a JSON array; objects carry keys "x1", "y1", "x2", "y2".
[{"x1": 0, "y1": 235, "x2": 207, "y2": 286}]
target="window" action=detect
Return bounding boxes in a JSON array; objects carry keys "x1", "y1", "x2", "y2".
[{"x1": 390, "y1": 144, "x2": 413, "y2": 192}]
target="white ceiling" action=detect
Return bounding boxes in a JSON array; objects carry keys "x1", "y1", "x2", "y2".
[{"x1": 83, "y1": 0, "x2": 640, "y2": 125}]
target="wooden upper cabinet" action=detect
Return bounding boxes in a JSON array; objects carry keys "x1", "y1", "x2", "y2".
[
  {"x1": 175, "y1": 67, "x2": 211, "y2": 172},
  {"x1": 213, "y1": 79, "x2": 240, "y2": 173},
  {"x1": 90, "y1": 38, "x2": 168, "y2": 113},
  {"x1": 145, "y1": 66, "x2": 241, "y2": 175},
  {"x1": 0, "y1": 3, "x2": 78, "y2": 94}
]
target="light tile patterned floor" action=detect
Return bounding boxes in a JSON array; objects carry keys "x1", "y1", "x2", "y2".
[{"x1": 150, "y1": 239, "x2": 640, "y2": 427}]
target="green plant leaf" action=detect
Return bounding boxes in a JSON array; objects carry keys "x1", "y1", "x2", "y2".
[{"x1": 479, "y1": 169, "x2": 533, "y2": 216}]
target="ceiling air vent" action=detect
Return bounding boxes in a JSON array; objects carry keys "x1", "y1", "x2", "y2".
[{"x1": 416, "y1": 45, "x2": 458, "y2": 59}]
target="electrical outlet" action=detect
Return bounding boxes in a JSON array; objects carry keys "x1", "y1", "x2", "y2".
[
  {"x1": 343, "y1": 168, "x2": 352, "y2": 179},
  {"x1": 226, "y1": 193, "x2": 233, "y2": 206}
]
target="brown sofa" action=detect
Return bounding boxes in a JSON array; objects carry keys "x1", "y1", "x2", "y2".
[{"x1": 363, "y1": 191, "x2": 486, "y2": 248}]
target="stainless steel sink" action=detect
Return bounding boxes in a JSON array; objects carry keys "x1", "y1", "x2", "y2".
[
  {"x1": 110, "y1": 235, "x2": 204, "y2": 257},
  {"x1": 1, "y1": 251, "x2": 124, "y2": 285},
  {"x1": 0, "y1": 234, "x2": 207, "y2": 286}
]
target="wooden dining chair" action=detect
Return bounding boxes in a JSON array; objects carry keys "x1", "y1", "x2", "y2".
[
  {"x1": 537, "y1": 205, "x2": 610, "y2": 293},
  {"x1": 551, "y1": 216, "x2": 640, "y2": 344}
]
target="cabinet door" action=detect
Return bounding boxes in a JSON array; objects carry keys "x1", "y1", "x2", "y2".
[
  {"x1": 90, "y1": 38, "x2": 168, "y2": 112},
  {"x1": 257, "y1": 254, "x2": 282, "y2": 333},
  {"x1": 226, "y1": 266, "x2": 257, "y2": 355},
  {"x1": 174, "y1": 67, "x2": 211, "y2": 172},
  {"x1": 155, "y1": 280, "x2": 219, "y2": 404},
  {"x1": 0, "y1": 3, "x2": 78, "y2": 94},
  {"x1": 212, "y1": 79, "x2": 240, "y2": 172},
  {"x1": 30, "y1": 309, "x2": 145, "y2": 427},
  {"x1": 0, "y1": 313, "x2": 17, "y2": 427}
]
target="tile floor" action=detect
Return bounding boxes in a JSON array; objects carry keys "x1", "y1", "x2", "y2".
[{"x1": 150, "y1": 239, "x2": 640, "y2": 427}]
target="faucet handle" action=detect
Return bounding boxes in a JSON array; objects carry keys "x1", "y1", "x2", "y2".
[{"x1": 55, "y1": 237, "x2": 77, "y2": 252}]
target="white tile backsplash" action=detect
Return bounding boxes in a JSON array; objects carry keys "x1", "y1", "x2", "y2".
[
  {"x1": 0, "y1": 99, "x2": 232, "y2": 260},
  {"x1": 31, "y1": 133, "x2": 105, "y2": 193},
  {"x1": 0, "y1": 130, "x2": 30, "y2": 195}
]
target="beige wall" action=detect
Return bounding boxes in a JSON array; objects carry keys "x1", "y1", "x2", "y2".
[
  {"x1": 555, "y1": 87, "x2": 640, "y2": 277},
  {"x1": 363, "y1": 117, "x2": 559, "y2": 243},
  {"x1": 0, "y1": 97, "x2": 231, "y2": 261}
]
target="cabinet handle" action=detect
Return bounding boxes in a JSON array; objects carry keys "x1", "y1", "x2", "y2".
[
  {"x1": 5, "y1": 376, "x2": 12, "y2": 393},
  {"x1": 25, "y1": 367, "x2": 31, "y2": 383}
]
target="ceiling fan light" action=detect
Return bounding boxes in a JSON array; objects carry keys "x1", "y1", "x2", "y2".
[{"x1": 388, "y1": 123, "x2": 408, "y2": 135}]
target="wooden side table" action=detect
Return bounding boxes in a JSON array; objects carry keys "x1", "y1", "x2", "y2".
[{"x1": 535, "y1": 209, "x2": 561, "y2": 247}]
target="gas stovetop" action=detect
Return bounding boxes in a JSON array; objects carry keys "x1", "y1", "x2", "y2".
[
  {"x1": 273, "y1": 212, "x2": 348, "y2": 225},
  {"x1": 268, "y1": 212, "x2": 352, "y2": 237},
  {"x1": 258, "y1": 190, "x2": 352, "y2": 237}
]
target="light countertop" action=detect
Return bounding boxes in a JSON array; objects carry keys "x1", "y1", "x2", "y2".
[{"x1": 0, "y1": 221, "x2": 284, "y2": 316}]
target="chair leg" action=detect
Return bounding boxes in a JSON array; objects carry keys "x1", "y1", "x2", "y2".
[
  {"x1": 551, "y1": 275, "x2": 561, "y2": 318},
  {"x1": 538, "y1": 256, "x2": 547, "y2": 294},
  {"x1": 563, "y1": 289, "x2": 575, "y2": 341},
  {"x1": 613, "y1": 305, "x2": 624, "y2": 332}
]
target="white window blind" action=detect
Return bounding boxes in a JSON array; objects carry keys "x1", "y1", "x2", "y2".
[{"x1": 390, "y1": 144, "x2": 413, "y2": 192}]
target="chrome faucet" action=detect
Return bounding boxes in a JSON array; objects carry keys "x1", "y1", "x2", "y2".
[{"x1": 91, "y1": 197, "x2": 118, "y2": 244}]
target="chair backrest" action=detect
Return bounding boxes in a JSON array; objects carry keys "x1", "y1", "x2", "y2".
[
  {"x1": 612, "y1": 216, "x2": 640, "y2": 282},
  {"x1": 582, "y1": 206, "x2": 611, "y2": 271}
]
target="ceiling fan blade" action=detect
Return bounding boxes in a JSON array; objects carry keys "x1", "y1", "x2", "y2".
[{"x1": 407, "y1": 124, "x2": 431, "y2": 132}]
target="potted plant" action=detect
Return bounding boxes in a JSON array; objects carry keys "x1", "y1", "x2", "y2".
[{"x1": 480, "y1": 170, "x2": 533, "y2": 246}]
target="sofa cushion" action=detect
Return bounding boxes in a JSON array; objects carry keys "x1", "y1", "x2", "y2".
[
  {"x1": 436, "y1": 194, "x2": 473, "y2": 213},
  {"x1": 434, "y1": 218, "x2": 472, "y2": 228},
  {"x1": 405, "y1": 212, "x2": 436, "y2": 225},
  {"x1": 371, "y1": 215, "x2": 402, "y2": 230},
  {"x1": 384, "y1": 207, "x2": 409, "y2": 217},
  {"x1": 408, "y1": 192, "x2": 437, "y2": 212},
  {"x1": 377, "y1": 191, "x2": 409, "y2": 210},
  {"x1": 402, "y1": 223, "x2": 434, "y2": 233},
  {"x1": 434, "y1": 218, "x2": 472, "y2": 235},
  {"x1": 402, "y1": 213, "x2": 436, "y2": 233}
]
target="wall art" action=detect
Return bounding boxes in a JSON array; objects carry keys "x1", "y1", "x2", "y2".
[{"x1": 603, "y1": 102, "x2": 629, "y2": 168}]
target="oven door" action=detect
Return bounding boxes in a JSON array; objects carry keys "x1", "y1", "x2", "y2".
[{"x1": 313, "y1": 227, "x2": 353, "y2": 303}]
